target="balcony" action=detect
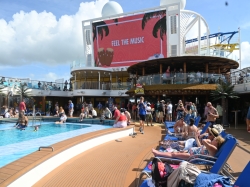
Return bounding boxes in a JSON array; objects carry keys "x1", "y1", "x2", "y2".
[{"x1": 131, "y1": 72, "x2": 227, "y2": 87}]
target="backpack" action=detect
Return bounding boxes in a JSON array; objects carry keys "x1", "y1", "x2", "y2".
[{"x1": 151, "y1": 158, "x2": 174, "y2": 187}]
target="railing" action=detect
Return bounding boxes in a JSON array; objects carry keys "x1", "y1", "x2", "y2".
[
  {"x1": 131, "y1": 72, "x2": 228, "y2": 86},
  {"x1": 230, "y1": 75, "x2": 250, "y2": 85},
  {"x1": 0, "y1": 77, "x2": 71, "y2": 91},
  {"x1": 70, "y1": 48, "x2": 239, "y2": 70},
  {"x1": 74, "y1": 81, "x2": 131, "y2": 90}
]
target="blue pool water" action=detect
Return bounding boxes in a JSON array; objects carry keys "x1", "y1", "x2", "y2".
[{"x1": 0, "y1": 122, "x2": 111, "y2": 168}]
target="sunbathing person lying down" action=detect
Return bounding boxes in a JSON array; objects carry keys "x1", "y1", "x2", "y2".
[{"x1": 153, "y1": 135, "x2": 225, "y2": 160}]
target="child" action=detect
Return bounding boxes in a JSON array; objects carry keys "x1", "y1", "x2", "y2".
[{"x1": 34, "y1": 126, "x2": 39, "y2": 131}]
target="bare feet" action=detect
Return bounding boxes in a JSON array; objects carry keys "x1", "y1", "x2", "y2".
[{"x1": 152, "y1": 148, "x2": 159, "y2": 156}]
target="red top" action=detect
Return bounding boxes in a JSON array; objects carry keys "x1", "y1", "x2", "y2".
[
  {"x1": 113, "y1": 109, "x2": 121, "y2": 119},
  {"x1": 19, "y1": 102, "x2": 26, "y2": 111},
  {"x1": 151, "y1": 103, "x2": 155, "y2": 108},
  {"x1": 118, "y1": 114, "x2": 127, "y2": 121}
]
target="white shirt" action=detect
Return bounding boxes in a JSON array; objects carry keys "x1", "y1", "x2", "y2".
[
  {"x1": 92, "y1": 109, "x2": 97, "y2": 116},
  {"x1": 167, "y1": 104, "x2": 173, "y2": 114},
  {"x1": 5, "y1": 112, "x2": 10, "y2": 118},
  {"x1": 60, "y1": 115, "x2": 67, "y2": 122},
  {"x1": 196, "y1": 72, "x2": 201, "y2": 78},
  {"x1": 146, "y1": 106, "x2": 152, "y2": 115}
]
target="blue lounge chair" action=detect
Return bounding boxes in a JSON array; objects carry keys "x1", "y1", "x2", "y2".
[
  {"x1": 184, "y1": 114, "x2": 191, "y2": 124},
  {"x1": 137, "y1": 134, "x2": 237, "y2": 187},
  {"x1": 194, "y1": 116, "x2": 201, "y2": 126},
  {"x1": 139, "y1": 161, "x2": 250, "y2": 187},
  {"x1": 200, "y1": 121, "x2": 211, "y2": 134}
]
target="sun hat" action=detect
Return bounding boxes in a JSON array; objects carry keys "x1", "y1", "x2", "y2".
[{"x1": 208, "y1": 127, "x2": 219, "y2": 137}]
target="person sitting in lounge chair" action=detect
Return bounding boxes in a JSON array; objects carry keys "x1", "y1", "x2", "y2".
[
  {"x1": 184, "y1": 118, "x2": 198, "y2": 139},
  {"x1": 173, "y1": 117, "x2": 188, "y2": 136},
  {"x1": 55, "y1": 113, "x2": 67, "y2": 124},
  {"x1": 153, "y1": 133, "x2": 225, "y2": 159}
]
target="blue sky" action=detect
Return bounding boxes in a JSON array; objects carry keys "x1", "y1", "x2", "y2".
[{"x1": 0, "y1": 0, "x2": 250, "y2": 82}]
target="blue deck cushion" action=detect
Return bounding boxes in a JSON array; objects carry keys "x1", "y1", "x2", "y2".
[
  {"x1": 165, "y1": 121, "x2": 175, "y2": 129},
  {"x1": 194, "y1": 173, "x2": 231, "y2": 187},
  {"x1": 164, "y1": 134, "x2": 179, "y2": 141},
  {"x1": 200, "y1": 121, "x2": 211, "y2": 134},
  {"x1": 194, "y1": 116, "x2": 201, "y2": 126}
]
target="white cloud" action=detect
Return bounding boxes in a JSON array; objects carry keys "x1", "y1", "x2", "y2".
[
  {"x1": 0, "y1": 0, "x2": 108, "y2": 67},
  {"x1": 241, "y1": 41, "x2": 250, "y2": 69}
]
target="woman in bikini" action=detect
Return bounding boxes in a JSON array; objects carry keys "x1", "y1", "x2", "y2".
[{"x1": 153, "y1": 133, "x2": 225, "y2": 160}]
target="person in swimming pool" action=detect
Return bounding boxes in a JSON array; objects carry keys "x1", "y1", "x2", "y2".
[
  {"x1": 15, "y1": 111, "x2": 28, "y2": 130},
  {"x1": 55, "y1": 113, "x2": 67, "y2": 124},
  {"x1": 34, "y1": 126, "x2": 39, "y2": 131}
]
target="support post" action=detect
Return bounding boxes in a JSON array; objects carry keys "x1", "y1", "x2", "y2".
[{"x1": 98, "y1": 72, "x2": 100, "y2": 90}]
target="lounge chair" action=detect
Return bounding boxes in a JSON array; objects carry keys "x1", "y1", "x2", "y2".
[
  {"x1": 137, "y1": 134, "x2": 237, "y2": 187},
  {"x1": 194, "y1": 116, "x2": 201, "y2": 126},
  {"x1": 139, "y1": 161, "x2": 250, "y2": 187}
]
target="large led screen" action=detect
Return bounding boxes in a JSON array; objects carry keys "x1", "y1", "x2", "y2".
[{"x1": 92, "y1": 10, "x2": 167, "y2": 67}]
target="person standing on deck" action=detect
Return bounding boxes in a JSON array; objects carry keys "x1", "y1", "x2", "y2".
[
  {"x1": 19, "y1": 99, "x2": 26, "y2": 113},
  {"x1": 138, "y1": 97, "x2": 146, "y2": 134},
  {"x1": 68, "y1": 100, "x2": 74, "y2": 117},
  {"x1": 206, "y1": 102, "x2": 219, "y2": 127},
  {"x1": 97, "y1": 102, "x2": 103, "y2": 116}
]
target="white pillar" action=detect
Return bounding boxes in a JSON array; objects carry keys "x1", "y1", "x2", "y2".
[
  {"x1": 198, "y1": 17, "x2": 201, "y2": 55},
  {"x1": 238, "y1": 27, "x2": 241, "y2": 69},
  {"x1": 74, "y1": 73, "x2": 76, "y2": 90},
  {"x1": 98, "y1": 72, "x2": 100, "y2": 89}
]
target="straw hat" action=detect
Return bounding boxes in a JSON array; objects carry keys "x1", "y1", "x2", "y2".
[{"x1": 208, "y1": 127, "x2": 219, "y2": 137}]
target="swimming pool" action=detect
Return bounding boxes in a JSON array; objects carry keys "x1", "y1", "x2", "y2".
[{"x1": 0, "y1": 122, "x2": 111, "y2": 168}]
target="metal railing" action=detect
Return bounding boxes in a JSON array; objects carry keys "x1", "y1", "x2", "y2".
[
  {"x1": 131, "y1": 72, "x2": 228, "y2": 86},
  {"x1": 74, "y1": 81, "x2": 131, "y2": 90},
  {"x1": 0, "y1": 76, "x2": 70, "y2": 91}
]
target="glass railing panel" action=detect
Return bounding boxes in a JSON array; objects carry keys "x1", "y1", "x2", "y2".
[
  {"x1": 29, "y1": 81, "x2": 66, "y2": 91},
  {"x1": 129, "y1": 73, "x2": 228, "y2": 87}
]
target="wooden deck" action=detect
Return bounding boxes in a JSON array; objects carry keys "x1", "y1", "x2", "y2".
[{"x1": 0, "y1": 122, "x2": 249, "y2": 187}]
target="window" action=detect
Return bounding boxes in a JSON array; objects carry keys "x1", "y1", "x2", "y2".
[
  {"x1": 170, "y1": 15, "x2": 177, "y2": 34},
  {"x1": 171, "y1": 45, "x2": 177, "y2": 56},
  {"x1": 86, "y1": 29, "x2": 91, "y2": 45}
]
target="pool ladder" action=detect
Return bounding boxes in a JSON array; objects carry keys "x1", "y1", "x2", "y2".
[
  {"x1": 39, "y1": 146, "x2": 54, "y2": 151},
  {"x1": 32, "y1": 105, "x2": 42, "y2": 127}
]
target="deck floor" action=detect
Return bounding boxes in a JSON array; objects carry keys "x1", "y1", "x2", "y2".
[{"x1": 0, "y1": 122, "x2": 249, "y2": 187}]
